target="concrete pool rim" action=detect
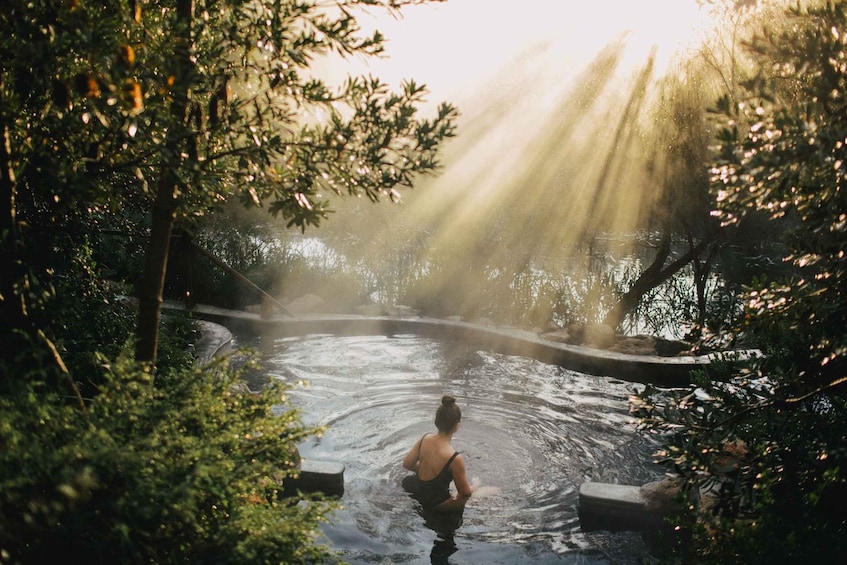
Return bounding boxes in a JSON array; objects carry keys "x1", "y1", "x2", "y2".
[{"x1": 173, "y1": 300, "x2": 758, "y2": 387}]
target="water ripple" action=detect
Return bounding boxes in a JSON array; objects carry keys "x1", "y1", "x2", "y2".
[{"x1": 254, "y1": 333, "x2": 662, "y2": 564}]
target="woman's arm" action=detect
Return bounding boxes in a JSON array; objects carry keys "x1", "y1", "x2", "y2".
[
  {"x1": 434, "y1": 454, "x2": 474, "y2": 512},
  {"x1": 402, "y1": 436, "x2": 423, "y2": 471},
  {"x1": 451, "y1": 454, "x2": 474, "y2": 497}
]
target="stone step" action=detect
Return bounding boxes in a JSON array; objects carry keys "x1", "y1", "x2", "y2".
[
  {"x1": 284, "y1": 458, "x2": 345, "y2": 497},
  {"x1": 578, "y1": 481, "x2": 668, "y2": 532}
]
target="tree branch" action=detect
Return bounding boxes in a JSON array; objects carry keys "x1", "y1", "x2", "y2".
[{"x1": 37, "y1": 329, "x2": 86, "y2": 412}]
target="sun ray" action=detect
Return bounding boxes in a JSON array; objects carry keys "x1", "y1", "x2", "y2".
[{"x1": 313, "y1": 0, "x2": 722, "y2": 321}]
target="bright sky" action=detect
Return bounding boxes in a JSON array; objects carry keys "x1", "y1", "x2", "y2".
[{"x1": 353, "y1": 0, "x2": 709, "y2": 103}]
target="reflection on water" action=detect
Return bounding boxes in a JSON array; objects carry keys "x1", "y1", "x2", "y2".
[{"x1": 246, "y1": 333, "x2": 663, "y2": 564}]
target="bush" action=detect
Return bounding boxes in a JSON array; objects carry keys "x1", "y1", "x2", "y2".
[
  {"x1": 632, "y1": 2, "x2": 847, "y2": 561},
  {"x1": 0, "y1": 354, "x2": 337, "y2": 564}
]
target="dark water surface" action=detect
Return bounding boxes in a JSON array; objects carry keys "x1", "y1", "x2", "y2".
[{"x1": 242, "y1": 333, "x2": 664, "y2": 564}]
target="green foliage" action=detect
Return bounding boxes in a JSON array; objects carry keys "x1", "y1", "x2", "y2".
[
  {"x1": 633, "y1": 1, "x2": 847, "y2": 561},
  {"x1": 709, "y1": 0, "x2": 847, "y2": 394},
  {"x1": 130, "y1": 0, "x2": 456, "y2": 228},
  {"x1": 0, "y1": 232, "x2": 194, "y2": 397},
  {"x1": 0, "y1": 354, "x2": 336, "y2": 564},
  {"x1": 170, "y1": 215, "x2": 367, "y2": 311},
  {"x1": 3, "y1": 0, "x2": 454, "y2": 559},
  {"x1": 49, "y1": 242, "x2": 136, "y2": 392}
]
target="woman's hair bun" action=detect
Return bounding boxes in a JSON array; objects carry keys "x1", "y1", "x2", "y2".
[{"x1": 435, "y1": 395, "x2": 461, "y2": 432}]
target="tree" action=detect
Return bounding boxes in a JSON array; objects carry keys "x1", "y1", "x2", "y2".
[
  {"x1": 130, "y1": 0, "x2": 456, "y2": 364},
  {"x1": 632, "y1": 1, "x2": 847, "y2": 561},
  {"x1": 602, "y1": 1, "x2": 791, "y2": 337},
  {"x1": 0, "y1": 0, "x2": 456, "y2": 368},
  {"x1": 600, "y1": 18, "x2": 739, "y2": 335}
]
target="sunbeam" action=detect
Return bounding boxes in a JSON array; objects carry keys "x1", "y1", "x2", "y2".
[{"x1": 308, "y1": 0, "x2": 725, "y2": 324}]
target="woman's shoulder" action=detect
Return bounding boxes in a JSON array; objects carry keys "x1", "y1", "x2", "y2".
[{"x1": 447, "y1": 451, "x2": 466, "y2": 476}]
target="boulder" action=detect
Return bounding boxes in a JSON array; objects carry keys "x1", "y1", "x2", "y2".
[
  {"x1": 609, "y1": 335, "x2": 657, "y2": 356},
  {"x1": 655, "y1": 337, "x2": 692, "y2": 357},
  {"x1": 567, "y1": 323, "x2": 585, "y2": 343},
  {"x1": 640, "y1": 478, "x2": 683, "y2": 515}
]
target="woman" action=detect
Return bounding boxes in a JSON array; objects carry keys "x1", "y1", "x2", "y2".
[{"x1": 402, "y1": 395, "x2": 474, "y2": 512}]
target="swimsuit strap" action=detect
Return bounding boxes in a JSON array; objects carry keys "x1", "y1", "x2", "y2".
[
  {"x1": 438, "y1": 451, "x2": 459, "y2": 477},
  {"x1": 417, "y1": 433, "x2": 429, "y2": 457}
]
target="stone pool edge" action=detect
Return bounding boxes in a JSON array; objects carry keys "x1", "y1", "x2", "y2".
[{"x1": 168, "y1": 300, "x2": 758, "y2": 387}]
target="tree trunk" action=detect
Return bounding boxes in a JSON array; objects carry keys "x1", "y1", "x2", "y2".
[
  {"x1": 691, "y1": 236, "x2": 720, "y2": 336},
  {"x1": 0, "y1": 114, "x2": 21, "y2": 331},
  {"x1": 135, "y1": 175, "x2": 180, "y2": 363},
  {"x1": 602, "y1": 235, "x2": 704, "y2": 330},
  {"x1": 134, "y1": 0, "x2": 194, "y2": 364}
]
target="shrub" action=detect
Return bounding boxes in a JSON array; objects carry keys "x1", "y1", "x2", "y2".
[{"x1": 0, "y1": 354, "x2": 336, "y2": 564}]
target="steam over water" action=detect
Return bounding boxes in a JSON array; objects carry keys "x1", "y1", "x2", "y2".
[{"x1": 250, "y1": 333, "x2": 664, "y2": 564}]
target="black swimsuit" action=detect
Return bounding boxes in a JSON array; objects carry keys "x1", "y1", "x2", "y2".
[{"x1": 403, "y1": 434, "x2": 459, "y2": 509}]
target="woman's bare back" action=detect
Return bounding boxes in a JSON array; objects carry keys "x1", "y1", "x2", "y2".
[{"x1": 417, "y1": 434, "x2": 458, "y2": 480}]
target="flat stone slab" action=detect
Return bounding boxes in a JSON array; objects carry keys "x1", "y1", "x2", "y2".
[
  {"x1": 578, "y1": 482, "x2": 666, "y2": 532},
  {"x1": 580, "y1": 482, "x2": 645, "y2": 511},
  {"x1": 284, "y1": 458, "x2": 345, "y2": 497}
]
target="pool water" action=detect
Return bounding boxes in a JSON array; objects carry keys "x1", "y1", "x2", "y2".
[{"x1": 245, "y1": 333, "x2": 664, "y2": 564}]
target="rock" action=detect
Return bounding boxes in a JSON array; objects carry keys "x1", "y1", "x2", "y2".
[
  {"x1": 578, "y1": 482, "x2": 650, "y2": 532},
  {"x1": 609, "y1": 335, "x2": 657, "y2": 356},
  {"x1": 567, "y1": 323, "x2": 585, "y2": 343},
  {"x1": 260, "y1": 298, "x2": 275, "y2": 319},
  {"x1": 285, "y1": 294, "x2": 325, "y2": 314},
  {"x1": 193, "y1": 320, "x2": 232, "y2": 366},
  {"x1": 229, "y1": 381, "x2": 259, "y2": 396},
  {"x1": 640, "y1": 478, "x2": 683, "y2": 514},
  {"x1": 283, "y1": 458, "x2": 344, "y2": 497},
  {"x1": 655, "y1": 338, "x2": 692, "y2": 357},
  {"x1": 583, "y1": 323, "x2": 616, "y2": 349}
]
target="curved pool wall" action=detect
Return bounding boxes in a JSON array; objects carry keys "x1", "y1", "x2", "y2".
[{"x1": 167, "y1": 301, "x2": 745, "y2": 386}]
